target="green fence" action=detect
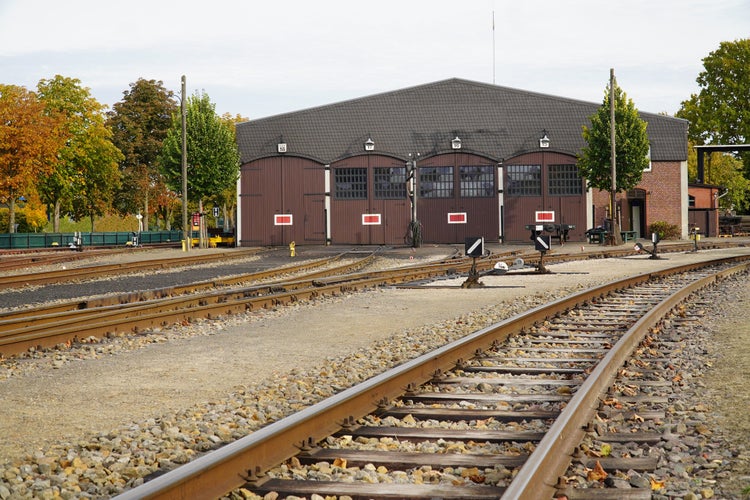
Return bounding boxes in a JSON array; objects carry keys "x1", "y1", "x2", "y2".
[{"x1": 0, "y1": 231, "x2": 184, "y2": 250}]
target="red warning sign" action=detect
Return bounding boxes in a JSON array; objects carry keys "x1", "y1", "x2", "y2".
[
  {"x1": 535, "y1": 211, "x2": 555, "y2": 223},
  {"x1": 447, "y1": 212, "x2": 467, "y2": 224},
  {"x1": 362, "y1": 214, "x2": 381, "y2": 225},
  {"x1": 274, "y1": 214, "x2": 293, "y2": 226}
]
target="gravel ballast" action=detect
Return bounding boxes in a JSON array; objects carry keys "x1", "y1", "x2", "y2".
[{"x1": 0, "y1": 247, "x2": 749, "y2": 499}]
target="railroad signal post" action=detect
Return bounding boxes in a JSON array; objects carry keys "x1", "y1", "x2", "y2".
[
  {"x1": 525, "y1": 224, "x2": 553, "y2": 274},
  {"x1": 534, "y1": 233, "x2": 552, "y2": 273},
  {"x1": 461, "y1": 236, "x2": 485, "y2": 288}
]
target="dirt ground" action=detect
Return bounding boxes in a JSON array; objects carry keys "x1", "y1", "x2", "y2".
[{"x1": 703, "y1": 282, "x2": 750, "y2": 494}]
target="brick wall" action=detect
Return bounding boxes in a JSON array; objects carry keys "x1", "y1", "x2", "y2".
[{"x1": 590, "y1": 161, "x2": 683, "y2": 233}]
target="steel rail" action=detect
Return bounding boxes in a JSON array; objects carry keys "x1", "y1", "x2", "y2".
[
  {"x1": 0, "y1": 248, "x2": 129, "y2": 272},
  {"x1": 0, "y1": 254, "x2": 488, "y2": 355},
  {"x1": 0, "y1": 252, "x2": 361, "y2": 322},
  {"x1": 501, "y1": 257, "x2": 750, "y2": 500},
  {"x1": 112, "y1": 254, "x2": 750, "y2": 500},
  {"x1": 0, "y1": 254, "x2": 379, "y2": 355},
  {"x1": 0, "y1": 248, "x2": 265, "y2": 288}
]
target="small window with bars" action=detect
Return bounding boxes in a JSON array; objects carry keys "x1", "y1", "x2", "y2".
[
  {"x1": 334, "y1": 167, "x2": 367, "y2": 199},
  {"x1": 548, "y1": 164, "x2": 582, "y2": 196},
  {"x1": 419, "y1": 166, "x2": 454, "y2": 198},
  {"x1": 506, "y1": 164, "x2": 541, "y2": 196},
  {"x1": 374, "y1": 167, "x2": 406, "y2": 199},
  {"x1": 459, "y1": 165, "x2": 495, "y2": 197}
]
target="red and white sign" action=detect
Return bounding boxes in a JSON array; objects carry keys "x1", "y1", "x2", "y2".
[
  {"x1": 535, "y1": 211, "x2": 555, "y2": 223},
  {"x1": 447, "y1": 212, "x2": 467, "y2": 224},
  {"x1": 274, "y1": 214, "x2": 293, "y2": 226},
  {"x1": 362, "y1": 214, "x2": 381, "y2": 225}
]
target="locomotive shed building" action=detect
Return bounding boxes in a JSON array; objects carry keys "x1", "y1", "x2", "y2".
[{"x1": 235, "y1": 78, "x2": 688, "y2": 246}]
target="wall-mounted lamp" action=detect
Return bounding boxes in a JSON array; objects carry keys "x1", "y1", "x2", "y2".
[
  {"x1": 451, "y1": 136, "x2": 462, "y2": 150},
  {"x1": 277, "y1": 136, "x2": 287, "y2": 153},
  {"x1": 539, "y1": 131, "x2": 550, "y2": 149},
  {"x1": 364, "y1": 137, "x2": 375, "y2": 151}
]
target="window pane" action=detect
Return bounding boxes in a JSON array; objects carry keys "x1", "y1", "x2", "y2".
[
  {"x1": 419, "y1": 166, "x2": 454, "y2": 198},
  {"x1": 334, "y1": 167, "x2": 367, "y2": 199},
  {"x1": 374, "y1": 167, "x2": 406, "y2": 199},
  {"x1": 506, "y1": 165, "x2": 541, "y2": 196},
  {"x1": 459, "y1": 165, "x2": 495, "y2": 197},
  {"x1": 548, "y1": 164, "x2": 582, "y2": 196}
]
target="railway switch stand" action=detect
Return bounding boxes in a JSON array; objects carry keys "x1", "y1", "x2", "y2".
[{"x1": 635, "y1": 232, "x2": 662, "y2": 260}]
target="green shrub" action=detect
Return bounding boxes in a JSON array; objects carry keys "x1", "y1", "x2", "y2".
[
  {"x1": 0, "y1": 208, "x2": 46, "y2": 233},
  {"x1": 648, "y1": 220, "x2": 680, "y2": 240}
]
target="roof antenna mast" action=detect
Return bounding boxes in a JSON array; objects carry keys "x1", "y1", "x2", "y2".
[{"x1": 492, "y1": 10, "x2": 496, "y2": 84}]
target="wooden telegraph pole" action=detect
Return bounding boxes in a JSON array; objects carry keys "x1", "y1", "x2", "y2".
[
  {"x1": 181, "y1": 75, "x2": 190, "y2": 252},
  {"x1": 609, "y1": 68, "x2": 622, "y2": 245}
]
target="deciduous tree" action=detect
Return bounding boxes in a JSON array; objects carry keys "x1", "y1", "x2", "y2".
[
  {"x1": 0, "y1": 84, "x2": 65, "y2": 233},
  {"x1": 578, "y1": 79, "x2": 650, "y2": 244},
  {"x1": 677, "y1": 39, "x2": 750, "y2": 186},
  {"x1": 37, "y1": 75, "x2": 123, "y2": 231},
  {"x1": 159, "y1": 91, "x2": 240, "y2": 246},
  {"x1": 107, "y1": 79, "x2": 177, "y2": 231}
]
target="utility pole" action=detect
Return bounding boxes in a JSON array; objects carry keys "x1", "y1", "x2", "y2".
[
  {"x1": 181, "y1": 75, "x2": 190, "y2": 252},
  {"x1": 609, "y1": 68, "x2": 621, "y2": 245}
]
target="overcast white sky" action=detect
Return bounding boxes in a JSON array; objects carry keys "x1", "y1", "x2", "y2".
[{"x1": 1, "y1": 0, "x2": 748, "y2": 120}]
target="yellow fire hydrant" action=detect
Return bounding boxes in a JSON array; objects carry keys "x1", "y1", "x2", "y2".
[{"x1": 289, "y1": 241, "x2": 296, "y2": 257}]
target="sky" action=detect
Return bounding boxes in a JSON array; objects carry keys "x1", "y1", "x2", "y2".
[{"x1": 1, "y1": 0, "x2": 748, "y2": 120}]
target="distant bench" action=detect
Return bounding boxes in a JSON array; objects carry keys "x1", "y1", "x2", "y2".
[{"x1": 586, "y1": 229, "x2": 638, "y2": 244}]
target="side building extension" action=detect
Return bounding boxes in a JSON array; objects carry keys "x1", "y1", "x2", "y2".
[{"x1": 235, "y1": 78, "x2": 688, "y2": 246}]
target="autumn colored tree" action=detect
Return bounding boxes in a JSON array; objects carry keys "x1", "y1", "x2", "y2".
[
  {"x1": 0, "y1": 84, "x2": 65, "y2": 233},
  {"x1": 37, "y1": 75, "x2": 123, "y2": 231},
  {"x1": 107, "y1": 79, "x2": 177, "y2": 231},
  {"x1": 578, "y1": 78, "x2": 650, "y2": 245},
  {"x1": 159, "y1": 91, "x2": 240, "y2": 246}
]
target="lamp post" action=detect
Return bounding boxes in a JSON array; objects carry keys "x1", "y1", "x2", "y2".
[
  {"x1": 406, "y1": 153, "x2": 421, "y2": 247},
  {"x1": 181, "y1": 75, "x2": 190, "y2": 252}
]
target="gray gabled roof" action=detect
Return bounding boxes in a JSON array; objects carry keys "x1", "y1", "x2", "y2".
[{"x1": 236, "y1": 78, "x2": 688, "y2": 164}]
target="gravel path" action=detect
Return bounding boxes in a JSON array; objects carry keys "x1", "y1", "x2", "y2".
[{"x1": 0, "y1": 246, "x2": 749, "y2": 498}]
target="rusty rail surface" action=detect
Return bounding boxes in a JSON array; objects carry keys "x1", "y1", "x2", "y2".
[
  {"x1": 502, "y1": 258, "x2": 750, "y2": 500},
  {"x1": 0, "y1": 248, "x2": 131, "y2": 272},
  {"x1": 1, "y1": 245, "x2": 742, "y2": 358},
  {"x1": 112, "y1": 254, "x2": 750, "y2": 500},
  {"x1": 0, "y1": 252, "x2": 379, "y2": 355},
  {"x1": 0, "y1": 248, "x2": 265, "y2": 288}
]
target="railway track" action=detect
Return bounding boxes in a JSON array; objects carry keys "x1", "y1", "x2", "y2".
[
  {"x1": 0, "y1": 243, "x2": 184, "y2": 273},
  {"x1": 109, "y1": 254, "x2": 750, "y2": 500},
  {"x1": 0, "y1": 251, "x2": 384, "y2": 356},
  {"x1": 0, "y1": 248, "x2": 265, "y2": 288},
  {"x1": 0, "y1": 244, "x2": 675, "y2": 358},
  {"x1": 1, "y1": 242, "x2": 745, "y2": 364},
  {"x1": 0, "y1": 237, "x2": 740, "y2": 289}
]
